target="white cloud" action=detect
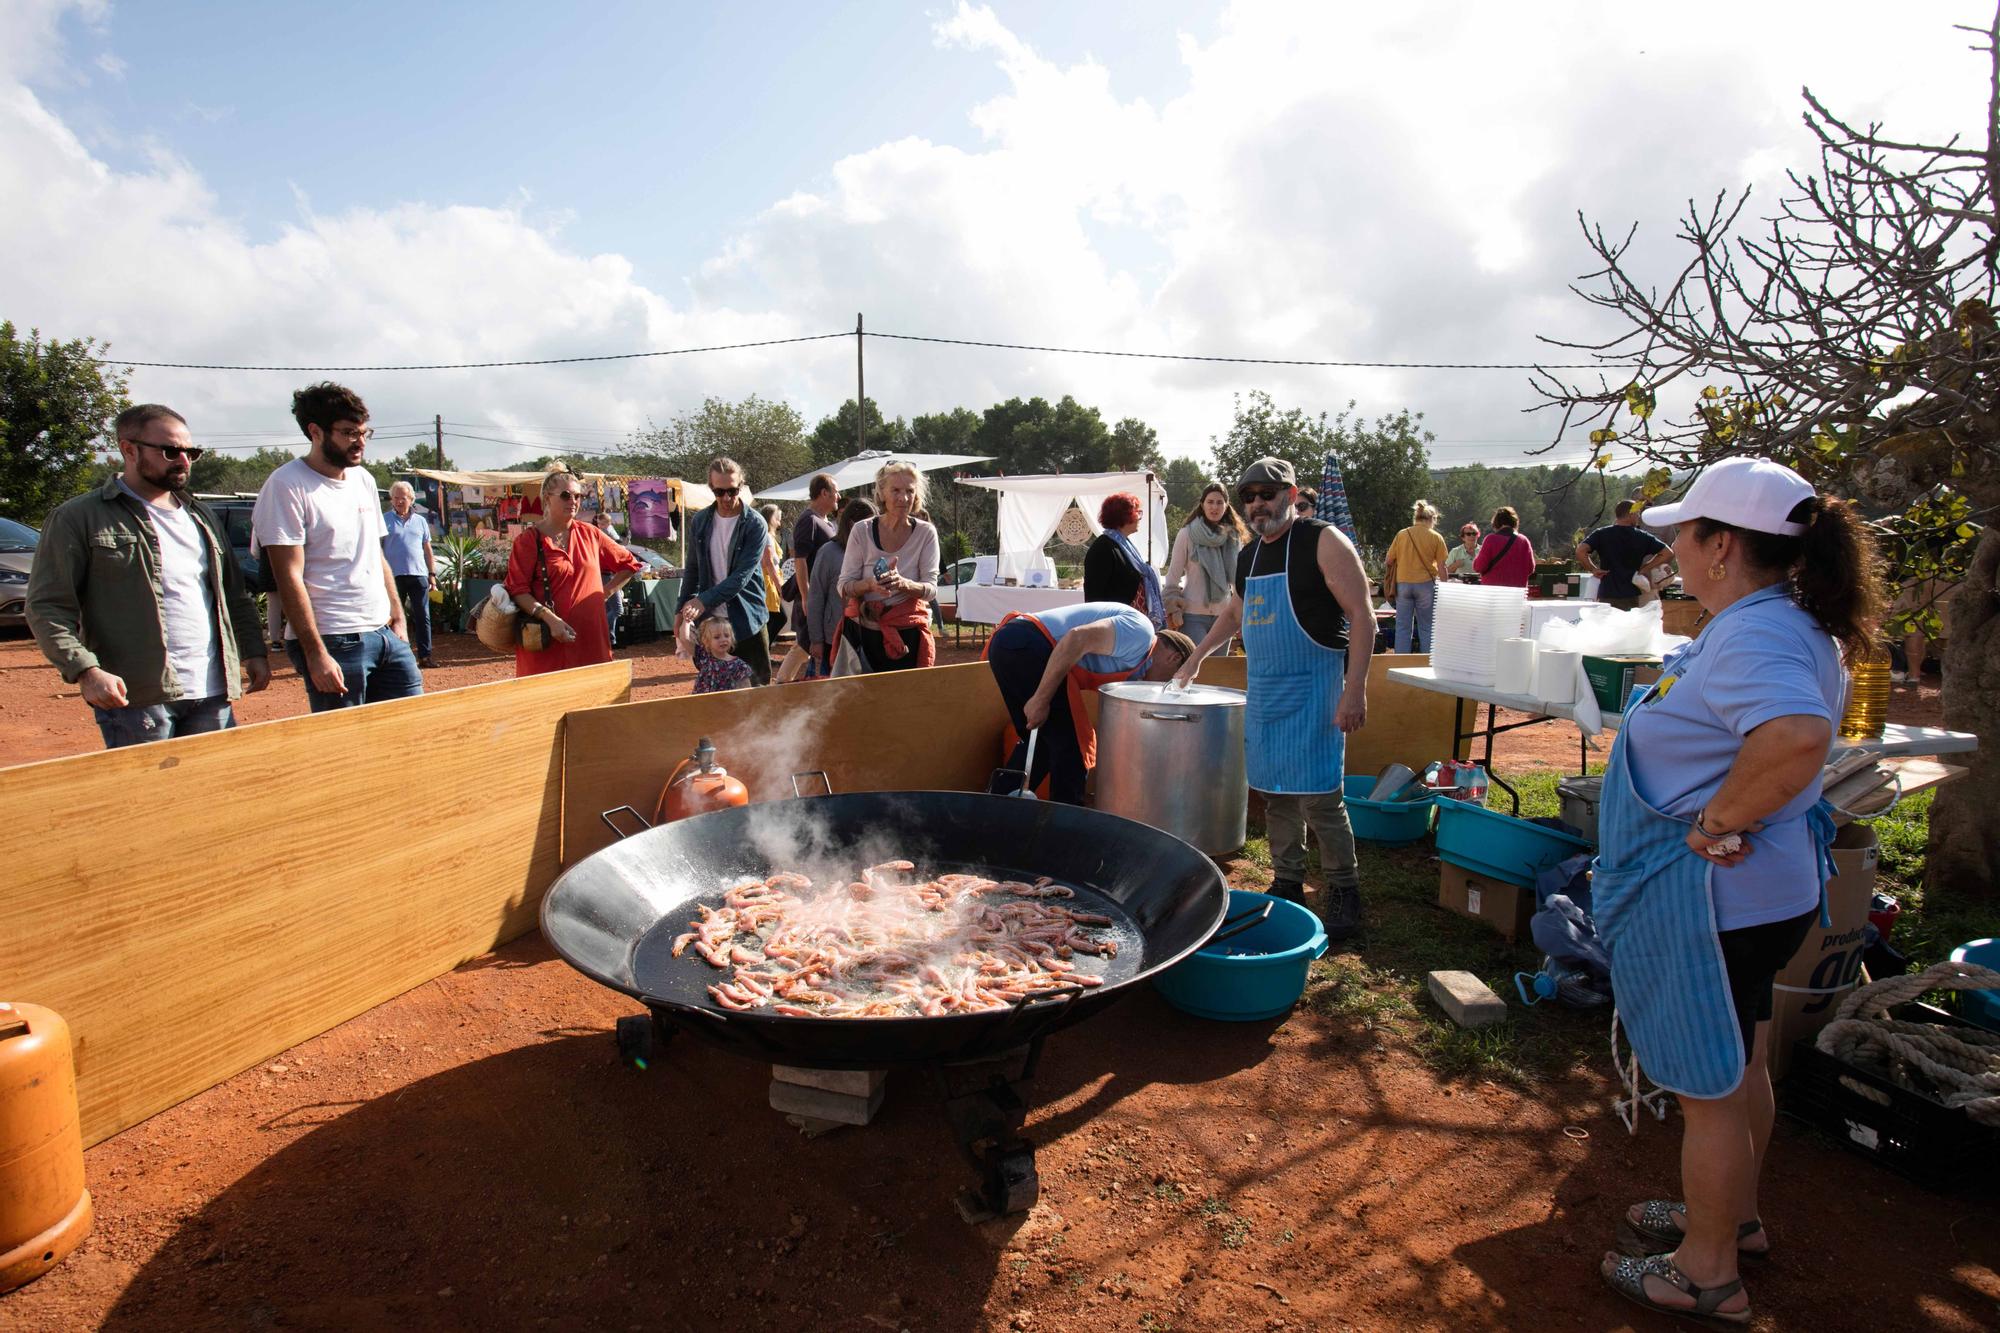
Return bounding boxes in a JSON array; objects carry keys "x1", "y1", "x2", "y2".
[
  {"x1": 93, "y1": 50, "x2": 122, "y2": 79},
  {"x1": 0, "y1": 0, "x2": 1989, "y2": 476}
]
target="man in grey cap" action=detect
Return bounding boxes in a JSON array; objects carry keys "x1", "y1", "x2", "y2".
[{"x1": 1174, "y1": 456, "x2": 1374, "y2": 939}]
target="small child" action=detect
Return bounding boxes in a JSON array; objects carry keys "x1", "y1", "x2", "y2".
[{"x1": 690, "y1": 615, "x2": 754, "y2": 693}]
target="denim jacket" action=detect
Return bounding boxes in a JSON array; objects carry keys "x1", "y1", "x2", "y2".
[
  {"x1": 26, "y1": 477, "x2": 265, "y2": 706},
  {"x1": 681, "y1": 505, "x2": 771, "y2": 641}
]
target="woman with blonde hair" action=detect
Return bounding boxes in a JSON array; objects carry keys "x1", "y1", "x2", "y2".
[
  {"x1": 1163, "y1": 483, "x2": 1247, "y2": 643},
  {"x1": 1382, "y1": 499, "x2": 1449, "y2": 652},
  {"x1": 837, "y1": 460, "x2": 941, "y2": 671},
  {"x1": 503, "y1": 465, "x2": 643, "y2": 677}
]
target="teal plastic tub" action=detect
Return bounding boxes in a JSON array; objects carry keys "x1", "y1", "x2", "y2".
[
  {"x1": 1950, "y1": 939, "x2": 2000, "y2": 1032},
  {"x1": 1433, "y1": 798, "x2": 1595, "y2": 888},
  {"x1": 1153, "y1": 890, "x2": 1329, "y2": 1021},
  {"x1": 1343, "y1": 776, "x2": 1435, "y2": 845}
]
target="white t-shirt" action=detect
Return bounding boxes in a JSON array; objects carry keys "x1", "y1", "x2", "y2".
[
  {"x1": 133, "y1": 487, "x2": 225, "y2": 698},
  {"x1": 707, "y1": 514, "x2": 739, "y2": 587},
  {"x1": 252, "y1": 458, "x2": 391, "y2": 638}
]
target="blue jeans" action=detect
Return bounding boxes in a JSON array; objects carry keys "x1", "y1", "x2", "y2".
[
  {"x1": 285, "y1": 628, "x2": 425, "y2": 712},
  {"x1": 93, "y1": 694, "x2": 234, "y2": 749},
  {"x1": 393, "y1": 575, "x2": 433, "y2": 660},
  {"x1": 1180, "y1": 612, "x2": 1217, "y2": 645},
  {"x1": 605, "y1": 589, "x2": 625, "y2": 646},
  {"x1": 1394, "y1": 580, "x2": 1436, "y2": 653}
]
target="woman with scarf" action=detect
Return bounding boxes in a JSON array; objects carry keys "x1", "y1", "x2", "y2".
[
  {"x1": 1594, "y1": 458, "x2": 1881, "y2": 1326},
  {"x1": 1083, "y1": 492, "x2": 1165, "y2": 627},
  {"x1": 836, "y1": 460, "x2": 940, "y2": 671},
  {"x1": 1163, "y1": 483, "x2": 1246, "y2": 642}
]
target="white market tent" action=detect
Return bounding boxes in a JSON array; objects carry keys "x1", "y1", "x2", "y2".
[
  {"x1": 758, "y1": 449, "x2": 994, "y2": 502},
  {"x1": 956, "y1": 471, "x2": 1168, "y2": 583}
]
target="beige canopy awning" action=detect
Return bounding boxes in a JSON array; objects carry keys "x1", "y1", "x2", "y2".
[{"x1": 404, "y1": 468, "x2": 692, "y2": 500}]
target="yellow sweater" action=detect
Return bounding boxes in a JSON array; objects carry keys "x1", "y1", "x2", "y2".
[{"x1": 1384, "y1": 525, "x2": 1448, "y2": 590}]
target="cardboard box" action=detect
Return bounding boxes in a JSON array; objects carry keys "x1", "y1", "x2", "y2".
[
  {"x1": 1582, "y1": 654, "x2": 1662, "y2": 714},
  {"x1": 1437, "y1": 860, "x2": 1536, "y2": 942},
  {"x1": 1769, "y1": 824, "x2": 1879, "y2": 1081}
]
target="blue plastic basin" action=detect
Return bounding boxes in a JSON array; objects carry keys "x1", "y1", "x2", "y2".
[
  {"x1": 1343, "y1": 776, "x2": 1435, "y2": 845},
  {"x1": 1950, "y1": 939, "x2": 2000, "y2": 1032},
  {"x1": 1153, "y1": 889, "x2": 1329, "y2": 1021},
  {"x1": 1433, "y1": 798, "x2": 1595, "y2": 888}
]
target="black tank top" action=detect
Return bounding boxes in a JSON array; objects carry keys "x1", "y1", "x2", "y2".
[{"x1": 1233, "y1": 517, "x2": 1350, "y2": 652}]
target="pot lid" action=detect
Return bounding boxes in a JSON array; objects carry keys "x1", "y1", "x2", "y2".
[{"x1": 1098, "y1": 680, "x2": 1245, "y2": 707}]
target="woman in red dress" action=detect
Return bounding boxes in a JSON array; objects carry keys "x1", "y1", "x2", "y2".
[{"x1": 503, "y1": 468, "x2": 643, "y2": 677}]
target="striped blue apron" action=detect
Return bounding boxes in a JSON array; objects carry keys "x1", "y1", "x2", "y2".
[
  {"x1": 1242, "y1": 530, "x2": 1345, "y2": 795},
  {"x1": 1593, "y1": 660, "x2": 1839, "y2": 1100}
]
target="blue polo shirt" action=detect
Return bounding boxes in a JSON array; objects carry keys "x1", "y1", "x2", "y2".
[
  {"x1": 1026, "y1": 602, "x2": 1156, "y2": 675},
  {"x1": 1623, "y1": 585, "x2": 1845, "y2": 930},
  {"x1": 382, "y1": 509, "x2": 431, "y2": 578}
]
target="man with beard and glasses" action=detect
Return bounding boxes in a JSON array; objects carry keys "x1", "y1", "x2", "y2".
[
  {"x1": 1172, "y1": 457, "x2": 1374, "y2": 940},
  {"x1": 27, "y1": 404, "x2": 271, "y2": 747},
  {"x1": 253, "y1": 382, "x2": 422, "y2": 711}
]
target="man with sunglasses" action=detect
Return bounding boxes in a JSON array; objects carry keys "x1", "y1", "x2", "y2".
[
  {"x1": 252, "y1": 382, "x2": 421, "y2": 710},
  {"x1": 27, "y1": 404, "x2": 271, "y2": 747},
  {"x1": 1173, "y1": 457, "x2": 1374, "y2": 940},
  {"x1": 676, "y1": 457, "x2": 772, "y2": 683}
]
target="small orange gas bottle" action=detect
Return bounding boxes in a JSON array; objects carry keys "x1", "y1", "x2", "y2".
[
  {"x1": 0, "y1": 1002, "x2": 93, "y2": 1295},
  {"x1": 654, "y1": 737, "x2": 750, "y2": 824}
]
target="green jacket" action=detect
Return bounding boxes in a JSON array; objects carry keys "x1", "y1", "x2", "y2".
[{"x1": 26, "y1": 477, "x2": 266, "y2": 707}]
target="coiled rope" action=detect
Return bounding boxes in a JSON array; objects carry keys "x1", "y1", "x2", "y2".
[{"x1": 1814, "y1": 960, "x2": 2000, "y2": 1125}]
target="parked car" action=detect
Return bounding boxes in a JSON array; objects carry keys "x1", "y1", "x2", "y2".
[
  {"x1": 0, "y1": 516, "x2": 36, "y2": 630},
  {"x1": 935, "y1": 555, "x2": 983, "y2": 612},
  {"x1": 197, "y1": 495, "x2": 264, "y2": 592}
]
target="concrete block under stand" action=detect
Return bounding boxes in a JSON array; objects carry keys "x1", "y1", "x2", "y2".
[
  {"x1": 772, "y1": 1065, "x2": 887, "y2": 1097},
  {"x1": 769, "y1": 1077, "x2": 887, "y2": 1126},
  {"x1": 1428, "y1": 970, "x2": 1508, "y2": 1029}
]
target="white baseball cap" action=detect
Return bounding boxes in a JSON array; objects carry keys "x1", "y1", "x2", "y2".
[{"x1": 1641, "y1": 457, "x2": 1814, "y2": 536}]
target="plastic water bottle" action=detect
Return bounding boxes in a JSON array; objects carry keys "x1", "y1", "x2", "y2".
[{"x1": 1456, "y1": 764, "x2": 1489, "y2": 805}]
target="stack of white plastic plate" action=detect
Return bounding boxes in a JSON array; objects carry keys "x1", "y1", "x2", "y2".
[{"x1": 1429, "y1": 583, "x2": 1527, "y2": 686}]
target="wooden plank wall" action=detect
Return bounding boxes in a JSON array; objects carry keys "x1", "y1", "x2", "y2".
[
  {"x1": 561, "y1": 662, "x2": 1014, "y2": 865},
  {"x1": 0, "y1": 662, "x2": 631, "y2": 1146},
  {"x1": 561, "y1": 653, "x2": 1457, "y2": 867}
]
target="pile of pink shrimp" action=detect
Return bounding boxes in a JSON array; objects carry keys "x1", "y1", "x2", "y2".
[{"x1": 672, "y1": 859, "x2": 1119, "y2": 1017}]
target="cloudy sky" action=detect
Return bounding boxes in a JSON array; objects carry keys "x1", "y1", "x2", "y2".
[{"x1": 1, "y1": 0, "x2": 1988, "y2": 473}]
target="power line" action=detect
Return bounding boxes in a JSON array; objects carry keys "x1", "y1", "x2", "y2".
[
  {"x1": 869, "y1": 330, "x2": 1599, "y2": 371},
  {"x1": 89, "y1": 331, "x2": 853, "y2": 372}
]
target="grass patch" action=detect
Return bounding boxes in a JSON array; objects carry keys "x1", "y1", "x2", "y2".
[{"x1": 1292, "y1": 762, "x2": 1999, "y2": 1086}]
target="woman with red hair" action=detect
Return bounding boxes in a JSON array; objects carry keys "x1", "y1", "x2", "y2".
[{"x1": 1082, "y1": 492, "x2": 1164, "y2": 627}]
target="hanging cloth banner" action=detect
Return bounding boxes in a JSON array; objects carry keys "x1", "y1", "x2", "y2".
[{"x1": 1319, "y1": 452, "x2": 1359, "y2": 547}]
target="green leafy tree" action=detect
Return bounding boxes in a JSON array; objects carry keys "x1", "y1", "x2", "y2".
[
  {"x1": 187, "y1": 446, "x2": 302, "y2": 496},
  {"x1": 1208, "y1": 390, "x2": 1338, "y2": 492},
  {"x1": 1336, "y1": 406, "x2": 1435, "y2": 555},
  {"x1": 1534, "y1": 10, "x2": 2000, "y2": 893},
  {"x1": 1159, "y1": 455, "x2": 1211, "y2": 530},
  {"x1": 624, "y1": 394, "x2": 811, "y2": 493},
  {"x1": 0, "y1": 322, "x2": 130, "y2": 522},
  {"x1": 1107, "y1": 417, "x2": 1165, "y2": 473},
  {"x1": 807, "y1": 398, "x2": 907, "y2": 468}
]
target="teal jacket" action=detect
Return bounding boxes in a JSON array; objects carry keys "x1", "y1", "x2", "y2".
[{"x1": 26, "y1": 478, "x2": 266, "y2": 706}]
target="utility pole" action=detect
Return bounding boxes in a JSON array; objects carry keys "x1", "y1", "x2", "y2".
[
  {"x1": 855, "y1": 312, "x2": 866, "y2": 456},
  {"x1": 435, "y1": 414, "x2": 445, "y2": 468}
]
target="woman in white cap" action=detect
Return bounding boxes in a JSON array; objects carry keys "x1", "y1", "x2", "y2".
[{"x1": 1595, "y1": 457, "x2": 1882, "y2": 1325}]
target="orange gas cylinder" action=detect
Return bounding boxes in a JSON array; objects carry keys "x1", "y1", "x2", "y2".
[
  {"x1": 654, "y1": 737, "x2": 751, "y2": 824},
  {"x1": 0, "y1": 1003, "x2": 92, "y2": 1295}
]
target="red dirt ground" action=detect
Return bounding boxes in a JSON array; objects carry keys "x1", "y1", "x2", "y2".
[{"x1": 3, "y1": 630, "x2": 1986, "y2": 1331}]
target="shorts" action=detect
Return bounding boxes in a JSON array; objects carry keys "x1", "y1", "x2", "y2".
[{"x1": 1718, "y1": 908, "x2": 1817, "y2": 1056}]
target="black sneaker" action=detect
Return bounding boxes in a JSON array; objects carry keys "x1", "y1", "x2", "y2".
[
  {"x1": 1267, "y1": 879, "x2": 1306, "y2": 904},
  {"x1": 1323, "y1": 885, "x2": 1363, "y2": 942}
]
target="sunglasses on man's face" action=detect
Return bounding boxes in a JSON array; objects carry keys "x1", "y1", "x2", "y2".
[
  {"x1": 134, "y1": 441, "x2": 205, "y2": 462},
  {"x1": 1237, "y1": 485, "x2": 1282, "y2": 504},
  {"x1": 552, "y1": 490, "x2": 583, "y2": 502},
  {"x1": 712, "y1": 487, "x2": 741, "y2": 498}
]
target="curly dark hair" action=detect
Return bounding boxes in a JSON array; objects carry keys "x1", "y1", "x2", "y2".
[{"x1": 291, "y1": 381, "x2": 369, "y2": 441}]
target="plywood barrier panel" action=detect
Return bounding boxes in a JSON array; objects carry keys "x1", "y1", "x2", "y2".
[
  {"x1": 562, "y1": 663, "x2": 1012, "y2": 866},
  {"x1": 0, "y1": 661, "x2": 630, "y2": 1146}
]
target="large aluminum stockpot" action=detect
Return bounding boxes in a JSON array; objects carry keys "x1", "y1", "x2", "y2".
[{"x1": 1094, "y1": 680, "x2": 1247, "y2": 854}]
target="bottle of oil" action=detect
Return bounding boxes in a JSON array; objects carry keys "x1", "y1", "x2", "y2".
[{"x1": 1838, "y1": 647, "x2": 1891, "y2": 740}]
